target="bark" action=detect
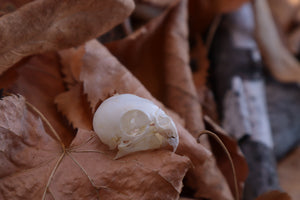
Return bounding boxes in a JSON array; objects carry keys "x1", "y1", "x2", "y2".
[{"x1": 209, "y1": 3, "x2": 280, "y2": 200}]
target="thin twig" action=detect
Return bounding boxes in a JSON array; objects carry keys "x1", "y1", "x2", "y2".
[
  {"x1": 205, "y1": 15, "x2": 222, "y2": 53},
  {"x1": 3, "y1": 92, "x2": 64, "y2": 146},
  {"x1": 197, "y1": 130, "x2": 239, "y2": 200},
  {"x1": 70, "y1": 150, "x2": 107, "y2": 154},
  {"x1": 122, "y1": 18, "x2": 133, "y2": 36},
  {"x1": 25, "y1": 101, "x2": 64, "y2": 147}
]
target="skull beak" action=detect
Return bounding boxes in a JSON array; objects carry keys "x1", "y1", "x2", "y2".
[{"x1": 167, "y1": 135, "x2": 179, "y2": 152}]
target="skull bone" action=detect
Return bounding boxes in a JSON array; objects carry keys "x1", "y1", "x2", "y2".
[{"x1": 93, "y1": 94, "x2": 179, "y2": 159}]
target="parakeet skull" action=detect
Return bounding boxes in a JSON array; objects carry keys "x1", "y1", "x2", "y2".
[{"x1": 93, "y1": 94, "x2": 179, "y2": 159}]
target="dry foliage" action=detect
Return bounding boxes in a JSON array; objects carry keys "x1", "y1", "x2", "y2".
[
  {"x1": 0, "y1": 94, "x2": 190, "y2": 199},
  {"x1": 0, "y1": 0, "x2": 264, "y2": 199},
  {"x1": 254, "y1": 0, "x2": 300, "y2": 83},
  {"x1": 0, "y1": 53, "x2": 75, "y2": 144},
  {"x1": 0, "y1": 46, "x2": 192, "y2": 200},
  {"x1": 107, "y1": 2, "x2": 235, "y2": 198},
  {"x1": 58, "y1": 40, "x2": 232, "y2": 199},
  {"x1": 0, "y1": 0, "x2": 135, "y2": 74}
]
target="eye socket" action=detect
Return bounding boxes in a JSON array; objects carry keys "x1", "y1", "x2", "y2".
[
  {"x1": 156, "y1": 110, "x2": 172, "y2": 128},
  {"x1": 157, "y1": 115, "x2": 171, "y2": 126},
  {"x1": 120, "y1": 109, "x2": 151, "y2": 136}
]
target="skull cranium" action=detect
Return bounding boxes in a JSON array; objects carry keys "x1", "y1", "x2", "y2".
[{"x1": 93, "y1": 94, "x2": 179, "y2": 159}]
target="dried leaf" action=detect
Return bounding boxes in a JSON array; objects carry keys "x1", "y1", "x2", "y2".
[
  {"x1": 0, "y1": 95, "x2": 63, "y2": 199},
  {"x1": 190, "y1": 36, "x2": 219, "y2": 121},
  {"x1": 0, "y1": 0, "x2": 135, "y2": 74},
  {"x1": 188, "y1": 0, "x2": 249, "y2": 36},
  {"x1": 59, "y1": 39, "x2": 234, "y2": 200},
  {"x1": 0, "y1": 53, "x2": 74, "y2": 145},
  {"x1": 0, "y1": 0, "x2": 252, "y2": 199},
  {"x1": 287, "y1": 27, "x2": 300, "y2": 54},
  {"x1": 268, "y1": 0, "x2": 300, "y2": 33},
  {"x1": 255, "y1": 190, "x2": 291, "y2": 200},
  {"x1": 108, "y1": 0, "x2": 205, "y2": 135},
  {"x1": 161, "y1": 0, "x2": 205, "y2": 135},
  {"x1": 58, "y1": 46, "x2": 85, "y2": 89},
  {"x1": 80, "y1": 40, "x2": 153, "y2": 113},
  {"x1": 55, "y1": 84, "x2": 93, "y2": 131},
  {"x1": 213, "y1": 0, "x2": 249, "y2": 13},
  {"x1": 204, "y1": 116, "x2": 249, "y2": 198},
  {"x1": 278, "y1": 146, "x2": 300, "y2": 200},
  {"x1": 132, "y1": 0, "x2": 178, "y2": 24},
  {"x1": 0, "y1": 95, "x2": 191, "y2": 200},
  {"x1": 58, "y1": 40, "x2": 210, "y2": 163},
  {"x1": 253, "y1": 0, "x2": 300, "y2": 83},
  {"x1": 267, "y1": 0, "x2": 300, "y2": 54},
  {"x1": 191, "y1": 37, "x2": 209, "y2": 101},
  {"x1": 107, "y1": 1, "x2": 234, "y2": 198}
]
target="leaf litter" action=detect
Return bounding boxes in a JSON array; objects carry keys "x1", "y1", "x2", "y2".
[
  {"x1": 0, "y1": 0, "x2": 260, "y2": 199},
  {"x1": 0, "y1": 85, "x2": 191, "y2": 200}
]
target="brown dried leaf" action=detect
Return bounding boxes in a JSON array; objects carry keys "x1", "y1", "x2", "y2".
[
  {"x1": 0, "y1": 53, "x2": 74, "y2": 145},
  {"x1": 188, "y1": 0, "x2": 249, "y2": 36},
  {"x1": 80, "y1": 40, "x2": 152, "y2": 113},
  {"x1": 268, "y1": 0, "x2": 300, "y2": 33},
  {"x1": 58, "y1": 40, "x2": 209, "y2": 160},
  {"x1": 58, "y1": 46, "x2": 85, "y2": 89},
  {"x1": 55, "y1": 84, "x2": 93, "y2": 131},
  {"x1": 191, "y1": 36, "x2": 209, "y2": 102},
  {"x1": 204, "y1": 116, "x2": 249, "y2": 198},
  {"x1": 0, "y1": 95, "x2": 64, "y2": 199},
  {"x1": 254, "y1": 0, "x2": 300, "y2": 83},
  {"x1": 0, "y1": 0, "x2": 135, "y2": 74},
  {"x1": 190, "y1": 36, "x2": 219, "y2": 122},
  {"x1": 160, "y1": 0, "x2": 204, "y2": 135},
  {"x1": 0, "y1": 95, "x2": 191, "y2": 200},
  {"x1": 287, "y1": 27, "x2": 300, "y2": 54},
  {"x1": 106, "y1": 1, "x2": 234, "y2": 198},
  {"x1": 108, "y1": 0, "x2": 204, "y2": 135},
  {"x1": 213, "y1": 0, "x2": 249, "y2": 13},
  {"x1": 58, "y1": 39, "x2": 234, "y2": 200},
  {"x1": 267, "y1": 0, "x2": 300, "y2": 54},
  {"x1": 278, "y1": 146, "x2": 300, "y2": 200},
  {"x1": 132, "y1": 0, "x2": 178, "y2": 24},
  {"x1": 255, "y1": 190, "x2": 291, "y2": 200}
]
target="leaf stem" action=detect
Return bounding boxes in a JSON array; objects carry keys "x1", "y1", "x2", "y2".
[
  {"x1": 197, "y1": 130, "x2": 239, "y2": 200},
  {"x1": 41, "y1": 151, "x2": 65, "y2": 200},
  {"x1": 25, "y1": 101, "x2": 64, "y2": 147}
]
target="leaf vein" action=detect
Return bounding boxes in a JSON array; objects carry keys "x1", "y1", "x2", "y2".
[{"x1": 41, "y1": 152, "x2": 65, "y2": 200}]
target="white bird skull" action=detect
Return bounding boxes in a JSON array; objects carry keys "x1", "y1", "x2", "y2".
[{"x1": 93, "y1": 94, "x2": 179, "y2": 159}]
